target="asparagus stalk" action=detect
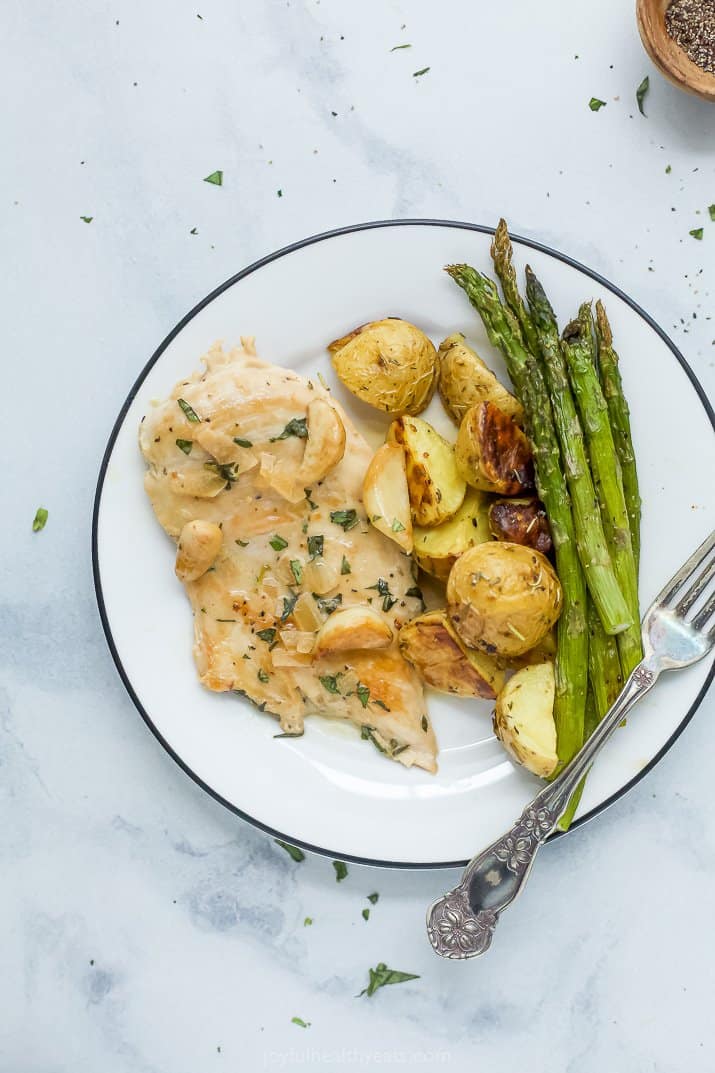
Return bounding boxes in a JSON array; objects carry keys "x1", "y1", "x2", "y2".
[
  {"x1": 524, "y1": 266, "x2": 631, "y2": 636},
  {"x1": 491, "y1": 219, "x2": 541, "y2": 357},
  {"x1": 445, "y1": 265, "x2": 587, "y2": 769},
  {"x1": 556, "y1": 690, "x2": 597, "y2": 832},
  {"x1": 562, "y1": 306, "x2": 642, "y2": 676},
  {"x1": 587, "y1": 596, "x2": 623, "y2": 718},
  {"x1": 595, "y1": 300, "x2": 641, "y2": 575}
]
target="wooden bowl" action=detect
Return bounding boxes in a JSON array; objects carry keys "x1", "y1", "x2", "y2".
[{"x1": 637, "y1": 0, "x2": 715, "y2": 102}]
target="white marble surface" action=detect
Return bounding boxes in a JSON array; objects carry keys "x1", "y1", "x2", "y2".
[{"x1": 3, "y1": 0, "x2": 715, "y2": 1069}]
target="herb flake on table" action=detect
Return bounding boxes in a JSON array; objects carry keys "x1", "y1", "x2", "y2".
[
  {"x1": 277, "y1": 189, "x2": 283, "y2": 198},
  {"x1": 80, "y1": 215, "x2": 93, "y2": 223},
  {"x1": 333, "y1": 860, "x2": 348, "y2": 882},
  {"x1": 330, "y1": 509, "x2": 358, "y2": 530},
  {"x1": 204, "y1": 170, "x2": 223, "y2": 186},
  {"x1": 709, "y1": 205, "x2": 715, "y2": 221},
  {"x1": 390, "y1": 43, "x2": 411, "y2": 50},
  {"x1": 358, "y1": 963, "x2": 420, "y2": 997},
  {"x1": 665, "y1": 164, "x2": 672, "y2": 173},
  {"x1": 291, "y1": 1017, "x2": 310, "y2": 1028},
  {"x1": 269, "y1": 535, "x2": 289, "y2": 551},
  {"x1": 367, "y1": 892, "x2": 379, "y2": 904},
  {"x1": 362, "y1": 908, "x2": 370, "y2": 921},
  {"x1": 690, "y1": 228, "x2": 704, "y2": 239},
  {"x1": 303, "y1": 916, "x2": 313, "y2": 926},
  {"x1": 271, "y1": 417, "x2": 308, "y2": 441},
  {"x1": 32, "y1": 507, "x2": 48, "y2": 532},
  {"x1": 413, "y1": 67, "x2": 430, "y2": 77},
  {"x1": 636, "y1": 75, "x2": 649, "y2": 115},
  {"x1": 275, "y1": 840, "x2": 305, "y2": 862},
  {"x1": 178, "y1": 397, "x2": 201, "y2": 422},
  {"x1": 589, "y1": 97, "x2": 606, "y2": 111},
  {"x1": 189, "y1": 227, "x2": 198, "y2": 235}
]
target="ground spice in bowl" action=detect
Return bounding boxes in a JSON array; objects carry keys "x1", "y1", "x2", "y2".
[{"x1": 666, "y1": 0, "x2": 715, "y2": 73}]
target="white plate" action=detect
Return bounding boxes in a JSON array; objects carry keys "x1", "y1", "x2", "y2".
[{"x1": 93, "y1": 221, "x2": 715, "y2": 867}]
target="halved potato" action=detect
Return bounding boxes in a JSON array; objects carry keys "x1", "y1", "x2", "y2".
[
  {"x1": 455, "y1": 402, "x2": 534, "y2": 495},
  {"x1": 328, "y1": 318, "x2": 438, "y2": 416},
  {"x1": 413, "y1": 488, "x2": 491, "y2": 581},
  {"x1": 313, "y1": 605, "x2": 394, "y2": 656},
  {"x1": 387, "y1": 415, "x2": 466, "y2": 526},
  {"x1": 488, "y1": 497, "x2": 552, "y2": 554},
  {"x1": 399, "y1": 609, "x2": 505, "y2": 699},
  {"x1": 175, "y1": 520, "x2": 223, "y2": 581},
  {"x1": 438, "y1": 333, "x2": 524, "y2": 426},
  {"x1": 447, "y1": 541, "x2": 562, "y2": 657},
  {"x1": 493, "y1": 661, "x2": 558, "y2": 777},
  {"x1": 363, "y1": 443, "x2": 413, "y2": 553}
]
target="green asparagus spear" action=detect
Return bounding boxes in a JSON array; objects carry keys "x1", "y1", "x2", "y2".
[
  {"x1": 445, "y1": 264, "x2": 587, "y2": 769},
  {"x1": 491, "y1": 219, "x2": 541, "y2": 357},
  {"x1": 595, "y1": 300, "x2": 641, "y2": 575},
  {"x1": 562, "y1": 305, "x2": 642, "y2": 676},
  {"x1": 525, "y1": 266, "x2": 631, "y2": 636},
  {"x1": 587, "y1": 596, "x2": 623, "y2": 718},
  {"x1": 556, "y1": 690, "x2": 597, "y2": 832}
]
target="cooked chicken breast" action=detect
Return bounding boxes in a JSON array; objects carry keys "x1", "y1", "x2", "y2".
[{"x1": 139, "y1": 340, "x2": 437, "y2": 772}]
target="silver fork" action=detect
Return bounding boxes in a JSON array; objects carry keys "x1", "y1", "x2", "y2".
[{"x1": 427, "y1": 529, "x2": 715, "y2": 960}]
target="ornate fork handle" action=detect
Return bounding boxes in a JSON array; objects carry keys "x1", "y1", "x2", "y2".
[{"x1": 427, "y1": 662, "x2": 657, "y2": 959}]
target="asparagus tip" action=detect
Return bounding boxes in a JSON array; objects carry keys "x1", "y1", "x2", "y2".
[{"x1": 595, "y1": 300, "x2": 613, "y2": 346}]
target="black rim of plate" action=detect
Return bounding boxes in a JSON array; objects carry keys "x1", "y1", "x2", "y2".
[{"x1": 92, "y1": 219, "x2": 715, "y2": 869}]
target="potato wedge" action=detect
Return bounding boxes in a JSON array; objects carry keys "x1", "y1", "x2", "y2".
[
  {"x1": 455, "y1": 402, "x2": 534, "y2": 495},
  {"x1": 438, "y1": 333, "x2": 524, "y2": 426},
  {"x1": 175, "y1": 520, "x2": 223, "y2": 582},
  {"x1": 447, "y1": 541, "x2": 562, "y2": 657},
  {"x1": 413, "y1": 488, "x2": 491, "y2": 581},
  {"x1": 488, "y1": 496, "x2": 552, "y2": 554},
  {"x1": 313, "y1": 605, "x2": 394, "y2": 656},
  {"x1": 493, "y1": 662, "x2": 558, "y2": 777},
  {"x1": 399, "y1": 609, "x2": 505, "y2": 699},
  {"x1": 387, "y1": 415, "x2": 466, "y2": 526},
  {"x1": 362, "y1": 443, "x2": 413, "y2": 553},
  {"x1": 328, "y1": 318, "x2": 438, "y2": 415}
]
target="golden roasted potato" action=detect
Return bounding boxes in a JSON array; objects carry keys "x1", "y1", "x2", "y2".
[
  {"x1": 387, "y1": 415, "x2": 466, "y2": 526},
  {"x1": 493, "y1": 662, "x2": 558, "y2": 777},
  {"x1": 413, "y1": 488, "x2": 491, "y2": 581},
  {"x1": 362, "y1": 442, "x2": 413, "y2": 553},
  {"x1": 455, "y1": 401, "x2": 534, "y2": 495},
  {"x1": 488, "y1": 497, "x2": 552, "y2": 554},
  {"x1": 328, "y1": 318, "x2": 438, "y2": 415},
  {"x1": 438, "y1": 333, "x2": 524, "y2": 426},
  {"x1": 447, "y1": 541, "x2": 562, "y2": 657},
  {"x1": 507, "y1": 629, "x2": 557, "y2": 670},
  {"x1": 175, "y1": 520, "x2": 223, "y2": 582},
  {"x1": 399, "y1": 609, "x2": 505, "y2": 699},
  {"x1": 314, "y1": 605, "x2": 394, "y2": 656}
]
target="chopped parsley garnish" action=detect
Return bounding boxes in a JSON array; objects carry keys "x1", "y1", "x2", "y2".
[
  {"x1": 330, "y1": 509, "x2": 358, "y2": 530},
  {"x1": 269, "y1": 535, "x2": 289, "y2": 551},
  {"x1": 665, "y1": 164, "x2": 672, "y2": 174},
  {"x1": 281, "y1": 593, "x2": 298, "y2": 620},
  {"x1": 271, "y1": 417, "x2": 308, "y2": 441},
  {"x1": 32, "y1": 507, "x2": 48, "y2": 532},
  {"x1": 406, "y1": 585, "x2": 424, "y2": 600},
  {"x1": 367, "y1": 892, "x2": 379, "y2": 904},
  {"x1": 316, "y1": 593, "x2": 342, "y2": 615},
  {"x1": 358, "y1": 963, "x2": 420, "y2": 997},
  {"x1": 413, "y1": 67, "x2": 430, "y2": 77},
  {"x1": 303, "y1": 917, "x2": 313, "y2": 926},
  {"x1": 80, "y1": 215, "x2": 93, "y2": 223},
  {"x1": 189, "y1": 227, "x2": 198, "y2": 235},
  {"x1": 690, "y1": 228, "x2": 704, "y2": 240},
  {"x1": 256, "y1": 628, "x2": 277, "y2": 644},
  {"x1": 382, "y1": 595, "x2": 397, "y2": 612},
  {"x1": 356, "y1": 683, "x2": 370, "y2": 708},
  {"x1": 291, "y1": 1017, "x2": 310, "y2": 1028},
  {"x1": 274, "y1": 840, "x2": 305, "y2": 862},
  {"x1": 373, "y1": 699, "x2": 390, "y2": 712},
  {"x1": 257, "y1": 668, "x2": 269, "y2": 683},
  {"x1": 361, "y1": 726, "x2": 387, "y2": 753},
  {"x1": 390, "y1": 43, "x2": 411, "y2": 50},
  {"x1": 290, "y1": 560, "x2": 303, "y2": 585},
  {"x1": 204, "y1": 460, "x2": 239, "y2": 484},
  {"x1": 176, "y1": 438, "x2": 193, "y2": 455},
  {"x1": 307, "y1": 534, "x2": 324, "y2": 560},
  {"x1": 233, "y1": 436, "x2": 253, "y2": 448},
  {"x1": 421, "y1": 715, "x2": 429, "y2": 732},
  {"x1": 362, "y1": 908, "x2": 370, "y2": 921},
  {"x1": 589, "y1": 97, "x2": 606, "y2": 111},
  {"x1": 177, "y1": 397, "x2": 201, "y2": 422},
  {"x1": 368, "y1": 578, "x2": 390, "y2": 596},
  {"x1": 636, "y1": 75, "x2": 649, "y2": 116},
  {"x1": 277, "y1": 189, "x2": 283, "y2": 198},
  {"x1": 333, "y1": 860, "x2": 348, "y2": 882},
  {"x1": 340, "y1": 556, "x2": 351, "y2": 575},
  {"x1": 216, "y1": 618, "x2": 236, "y2": 623},
  {"x1": 319, "y1": 674, "x2": 340, "y2": 694},
  {"x1": 204, "y1": 170, "x2": 223, "y2": 185},
  {"x1": 235, "y1": 539, "x2": 249, "y2": 547},
  {"x1": 709, "y1": 205, "x2": 715, "y2": 222},
  {"x1": 304, "y1": 489, "x2": 318, "y2": 509},
  {"x1": 391, "y1": 518, "x2": 406, "y2": 532}
]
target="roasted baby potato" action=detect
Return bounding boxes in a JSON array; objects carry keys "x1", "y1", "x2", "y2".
[
  {"x1": 438, "y1": 333, "x2": 524, "y2": 426},
  {"x1": 328, "y1": 318, "x2": 438, "y2": 415},
  {"x1": 413, "y1": 488, "x2": 491, "y2": 581},
  {"x1": 493, "y1": 661, "x2": 558, "y2": 777},
  {"x1": 447, "y1": 541, "x2": 562, "y2": 657},
  {"x1": 387, "y1": 415, "x2": 466, "y2": 526},
  {"x1": 455, "y1": 401, "x2": 534, "y2": 495},
  {"x1": 488, "y1": 497, "x2": 552, "y2": 554},
  {"x1": 175, "y1": 520, "x2": 223, "y2": 582},
  {"x1": 363, "y1": 442, "x2": 413, "y2": 553},
  {"x1": 314, "y1": 605, "x2": 394, "y2": 656},
  {"x1": 399, "y1": 609, "x2": 505, "y2": 699}
]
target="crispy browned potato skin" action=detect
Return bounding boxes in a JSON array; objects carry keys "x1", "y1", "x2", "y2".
[
  {"x1": 455, "y1": 402, "x2": 534, "y2": 495},
  {"x1": 488, "y1": 497, "x2": 552, "y2": 554},
  {"x1": 399, "y1": 610, "x2": 504, "y2": 699}
]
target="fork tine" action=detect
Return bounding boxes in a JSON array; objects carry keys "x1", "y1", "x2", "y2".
[
  {"x1": 692, "y1": 591, "x2": 715, "y2": 633},
  {"x1": 655, "y1": 530, "x2": 715, "y2": 608},
  {"x1": 674, "y1": 555, "x2": 715, "y2": 616}
]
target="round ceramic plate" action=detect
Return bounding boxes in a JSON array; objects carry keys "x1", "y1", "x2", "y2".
[{"x1": 93, "y1": 220, "x2": 715, "y2": 867}]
